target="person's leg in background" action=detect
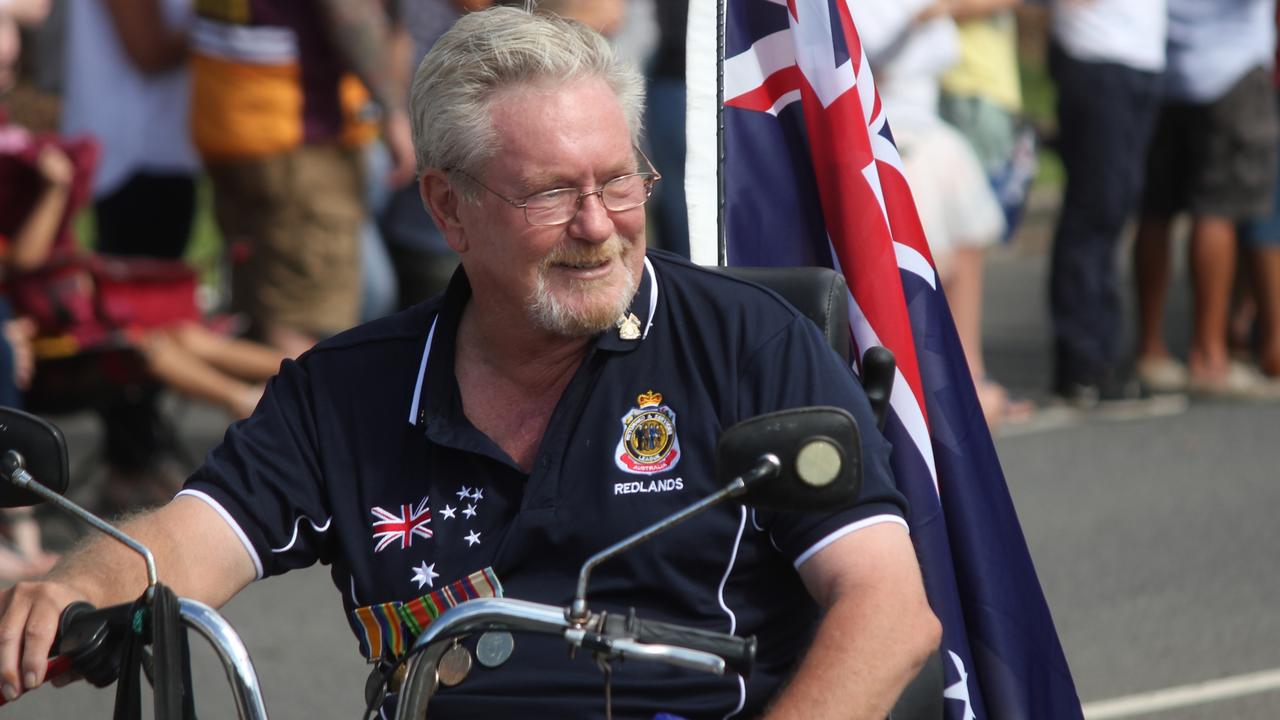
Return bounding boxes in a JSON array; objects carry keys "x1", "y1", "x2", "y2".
[
  {"x1": 645, "y1": 75, "x2": 689, "y2": 258},
  {"x1": 91, "y1": 171, "x2": 198, "y2": 511},
  {"x1": 1133, "y1": 212, "x2": 1183, "y2": 389},
  {"x1": 1185, "y1": 67, "x2": 1280, "y2": 392},
  {"x1": 1187, "y1": 215, "x2": 1240, "y2": 383},
  {"x1": 1132, "y1": 101, "x2": 1190, "y2": 393},
  {"x1": 0, "y1": 298, "x2": 52, "y2": 582},
  {"x1": 1238, "y1": 132, "x2": 1280, "y2": 377},
  {"x1": 1048, "y1": 43, "x2": 1162, "y2": 402},
  {"x1": 1248, "y1": 242, "x2": 1280, "y2": 375}
]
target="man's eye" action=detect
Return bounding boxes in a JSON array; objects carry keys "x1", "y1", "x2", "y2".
[{"x1": 525, "y1": 188, "x2": 577, "y2": 208}]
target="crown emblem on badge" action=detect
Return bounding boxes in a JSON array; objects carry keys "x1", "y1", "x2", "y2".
[{"x1": 636, "y1": 390, "x2": 663, "y2": 407}]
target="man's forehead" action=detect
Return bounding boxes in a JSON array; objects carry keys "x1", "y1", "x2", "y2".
[{"x1": 485, "y1": 81, "x2": 635, "y2": 185}]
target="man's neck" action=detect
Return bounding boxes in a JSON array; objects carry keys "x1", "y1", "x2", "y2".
[
  {"x1": 454, "y1": 300, "x2": 593, "y2": 471},
  {"x1": 456, "y1": 299, "x2": 593, "y2": 384}
]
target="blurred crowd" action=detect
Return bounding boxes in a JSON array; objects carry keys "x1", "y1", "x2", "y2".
[
  {"x1": 0, "y1": 0, "x2": 1278, "y2": 582},
  {"x1": 853, "y1": 0, "x2": 1280, "y2": 430},
  {"x1": 0, "y1": 0, "x2": 683, "y2": 585}
]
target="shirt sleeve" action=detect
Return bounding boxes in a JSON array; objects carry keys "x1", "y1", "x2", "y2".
[
  {"x1": 736, "y1": 315, "x2": 906, "y2": 566},
  {"x1": 179, "y1": 357, "x2": 333, "y2": 580}
]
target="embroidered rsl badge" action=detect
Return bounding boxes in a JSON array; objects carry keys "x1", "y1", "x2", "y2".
[{"x1": 615, "y1": 390, "x2": 681, "y2": 474}]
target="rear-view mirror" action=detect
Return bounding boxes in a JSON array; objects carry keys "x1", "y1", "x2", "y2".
[
  {"x1": 716, "y1": 406, "x2": 862, "y2": 512},
  {"x1": 0, "y1": 407, "x2": 70, "y2": 507}
]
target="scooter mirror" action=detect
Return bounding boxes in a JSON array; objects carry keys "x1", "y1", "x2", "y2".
[
  {"x1": 715, "y1": 406, "x2": 861, "y2": 512},
  {"x1": 0, "y1": 407, "x2": 71, "y2": 507}
]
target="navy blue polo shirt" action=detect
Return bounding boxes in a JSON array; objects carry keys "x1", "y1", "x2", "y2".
[{"x1": 180, "y1": 251, "x2": 906, "y2": 719}]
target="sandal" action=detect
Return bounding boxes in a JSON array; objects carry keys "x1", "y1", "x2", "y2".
[{"x1": 976, "y1": 378, "x2": 1036, "y2": 432}]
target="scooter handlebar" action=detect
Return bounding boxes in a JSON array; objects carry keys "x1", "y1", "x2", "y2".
[{"x1": 628, "y1": 617, "x2": 756, "y2": 678}]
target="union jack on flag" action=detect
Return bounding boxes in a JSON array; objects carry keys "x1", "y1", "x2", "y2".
[
  {"x1": 705, "y1": 0, "x2": 1084, "y2": 717},
  {"x1": 370, "y1": 496, "x2": 434, "y2": 552}
]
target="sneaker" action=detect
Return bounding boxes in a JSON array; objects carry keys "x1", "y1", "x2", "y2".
[
  {"x1": 1187, "y1": 360, "x2": 1280, "y2": 401},
  {"x1": 1055, "y1": 375, "x2": 1188, "y2": 420},
  {"x1": 1135, "y1": 356, "x2": 1189, "y2": 394}
]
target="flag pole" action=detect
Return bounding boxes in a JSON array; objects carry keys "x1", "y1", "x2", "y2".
[{"x1": 716, "y1": 0, "x2": 727, "y2": 266}]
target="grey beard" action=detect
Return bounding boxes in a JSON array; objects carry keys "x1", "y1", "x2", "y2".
[{"x1": 528, "y1": 253, "x2": 640, "y2": 337}]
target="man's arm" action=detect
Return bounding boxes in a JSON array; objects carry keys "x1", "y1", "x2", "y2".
[
  {"x1": 102, "y1": 0, "x2": 188, "y2": 74},
  {"x1": 0, "y1": 495, "x2": 256, "y2": 700},
  {"x1": 316, "y1": 0, "x2": 416, "y2": 186},
  {"x1": 764, "y1": 523, "x2": 941, "y2": 720}
]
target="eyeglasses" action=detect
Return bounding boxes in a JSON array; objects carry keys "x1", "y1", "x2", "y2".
[{"x1": 452, "y1": 150, "x2": 661, "y2": 226}]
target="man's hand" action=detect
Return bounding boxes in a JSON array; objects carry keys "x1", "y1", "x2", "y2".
[
  {"x1": 0, "y1": 578, "x2": 87, "y2": 701},
  {"x1": 383, "y1": 108, "x2": 417, "y2": 188},
  {"x1": 0, "y1": 496, "x2": 257, "y2": 703},
  {"x1": 3, "y1": 0, "x2": 52, "y2": 26},
  {"x1": 34, "y1": 145, "x2": 74, "y2": 189}
]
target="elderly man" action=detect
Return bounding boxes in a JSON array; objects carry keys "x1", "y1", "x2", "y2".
[{"x1": 0, "y1": 8, "x2": 938, "y2": 718}]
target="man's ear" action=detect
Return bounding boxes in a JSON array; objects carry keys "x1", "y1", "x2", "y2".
[{"x1": 420, "y1": 170, "x2": 469, "y2": 253}]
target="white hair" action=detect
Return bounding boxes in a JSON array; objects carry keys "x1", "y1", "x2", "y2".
[{"x1": 409, "y1": 6, "x2": 645, "y2": 183}]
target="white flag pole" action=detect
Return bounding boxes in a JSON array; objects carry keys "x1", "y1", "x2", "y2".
[{"x1": 685, "y1": 0, "x2": 724, "y2": 266}]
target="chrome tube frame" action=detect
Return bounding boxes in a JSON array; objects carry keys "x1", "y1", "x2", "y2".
[
  {"x1": 394, "y1": 598, "x2": 569, "y2": 720},
  {"x1": 179, "y1": 598, "x2": 270, "y2": 720},
  {"x1": 392, "y1": 597, "x2": 729, "y2": 720}
]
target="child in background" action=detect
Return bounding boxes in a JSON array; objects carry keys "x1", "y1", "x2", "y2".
[{"x1": 0, "y1": 0, "x2": 57, "y2": 583}]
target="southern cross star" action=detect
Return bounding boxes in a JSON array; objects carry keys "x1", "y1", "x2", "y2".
[
  {"x1": 439, "y1": 504, "x2": 456, "y2": 520},
  {"x1": 410, "y1": 561, "x2": 439, "y2": 590}
]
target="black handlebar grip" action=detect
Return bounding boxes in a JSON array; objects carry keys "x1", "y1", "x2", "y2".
[
  {"x1": 54, "y1": 601, "x2": 134, "y2": 688},
  {"x1": 633, "y1": 618, "x2": 757, "y2": 677}
]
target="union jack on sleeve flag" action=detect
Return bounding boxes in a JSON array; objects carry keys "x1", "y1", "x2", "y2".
[{"x1": 688, "y1": 1, "x2": 1084, "y2": 717}]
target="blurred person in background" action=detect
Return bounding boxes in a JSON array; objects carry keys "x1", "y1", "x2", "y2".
[
  {"x1": 937, "y1": 0, "x2": 1034, "y2": 238},
  {"x1": 520, "y1": 0, "x2": 626, "y2": 36},
  {"x1": 849, "y1": 2, "x2": 1020, "y2": 431},
  {"x1": 1133, "y1": 0, "x2": 1279, "y2": 398},
  {"x1": 377, "y1": 0, "x2": 491, "y2": 310},
  {"x1": 191, "y1": 0, "x2": 414, "y2": 359},
  {"x1": 644, "y1": 0, "x2": 690, "y2": 258},
  {"x1": 62, "y1": 0, "x2": 196, "y2": 261},
  {"x1": 0, "y1": 0, "x2": 62, "y2": 583},
  {"x1": 1234, "y1": 6, "x2": 1280, "y2": 379},
  {"x1": 1047, "y1": 0, "x2": 1167, "y2": 408},
  {"x1": 59, "y1": 0, "x2": 201, "y2": 508}
]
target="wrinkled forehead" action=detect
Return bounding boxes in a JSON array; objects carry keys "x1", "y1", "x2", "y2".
[{"x1": 482, "y1": 79, "x2": 636, "y2": 178}]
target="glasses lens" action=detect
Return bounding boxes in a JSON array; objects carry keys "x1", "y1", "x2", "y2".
[
  {"x1": 602, "y1": 173, "x2": 655, "y2": 212},
  {"x1": 523, "y1": 188, "x2": 579, "y2": 226}
]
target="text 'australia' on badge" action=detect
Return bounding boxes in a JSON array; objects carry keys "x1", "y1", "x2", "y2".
[{"x1": 615, "y1": 390, "x2": 681, "y2": 475}]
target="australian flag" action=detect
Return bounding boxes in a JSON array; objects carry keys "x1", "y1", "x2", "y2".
[{"x1": 711, "y1": 1, "x2": 1083, "y2": 717}]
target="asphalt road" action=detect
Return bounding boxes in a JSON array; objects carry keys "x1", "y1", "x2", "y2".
[{"x1": 11, "y1": 206, "x2": 1280, "y2": 719}]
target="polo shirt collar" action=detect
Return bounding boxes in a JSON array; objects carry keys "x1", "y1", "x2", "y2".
[{"x1": 406, "y1": 255, "x2": 660, "y2": 429}]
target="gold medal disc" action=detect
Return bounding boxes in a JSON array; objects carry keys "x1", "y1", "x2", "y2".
[{"x1": 437, "y1": 642, "x2": 473, "y2": 687}]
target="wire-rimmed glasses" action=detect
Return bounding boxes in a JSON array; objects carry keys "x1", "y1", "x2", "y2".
[{"x1": 452, "y1": 150, "x2": 661, "y2": 226}]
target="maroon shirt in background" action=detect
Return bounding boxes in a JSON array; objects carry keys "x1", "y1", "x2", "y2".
[{"x1": 198, "y1": 0, "x2": 349, "y2": 145}]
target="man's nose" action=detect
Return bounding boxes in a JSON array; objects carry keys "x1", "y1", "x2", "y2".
[{"x1": 567, "y1": 191, "x2": 614, "y2": 243}]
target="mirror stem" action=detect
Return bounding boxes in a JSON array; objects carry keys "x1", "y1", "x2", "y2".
[
  {"x1": 3, "y1": 450, "x2": 159, "y2": 590},
  {"x1": 568, "y1": 454, "x2": 780, "y2": 625}
]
